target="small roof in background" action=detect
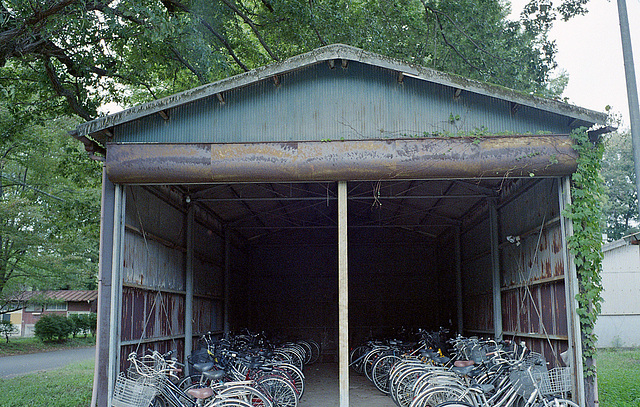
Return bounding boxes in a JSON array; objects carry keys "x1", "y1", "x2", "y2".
[{"x1": 15, "y1": 290, "x2": 98, "y2": 303}]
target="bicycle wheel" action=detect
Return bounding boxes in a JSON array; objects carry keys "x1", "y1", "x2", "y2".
[
  {"x1": 434, "y1": 402, "x2": 475, "y2": 407},
  {"x1": 296, "y1": 340, "x2": 313, "y2": 365},
  {"x1": 409, "y1": 385, "x2": 472, "y2": 407},
  {"x1": 393, "y1": 367, "x2": 430, "y2": 407},
  {"x1": 217, "y1": 384, "x2": 274, "y2": 407},
  {"x1": 149, "y1": 395, "x2": 166, "y2": 407},
  {"x1": 306, "y1": 339, "x2": 321, "y2": 364},
  {"x1": 255, "y1": 375, "x2": 298, "y2": 407},
  {"x1": 207, "y1": 399, "x2": 255, "y2": 407},
  {"x1": 270, "y1": 363, "x2": 304, "y2": 397},
  {"x1": 350, "y1": 345, "x2": 369, "y2": 374},
  {"x1": 363, "y1": 348, "x2": 389, "y2": 382},
  {"x1": 534, "y1": 398, "x2": 581, "y2": 407},
  {"x1": 372, "y1": 354, "x2": 401, "y2": 394}
]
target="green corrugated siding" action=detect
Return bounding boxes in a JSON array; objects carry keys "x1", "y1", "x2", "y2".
[{"x1": 114, "y1": 62, "x2": 573, "y2": 144}]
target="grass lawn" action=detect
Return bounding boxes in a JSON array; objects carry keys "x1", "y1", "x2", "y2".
[
  {"x1": 0, "y1": 335, "x2": 95, "y2": 356},
  {"x1": 0, "y1": 359, "x2": 94, "y2": 407},
  {"x1": 597, "y1": 348, "x2": 640, "y2": 407}
]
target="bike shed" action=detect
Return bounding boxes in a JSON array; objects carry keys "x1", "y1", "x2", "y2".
[{"x1": 73, "y1": 44, "x2": 612, "y2": 407}]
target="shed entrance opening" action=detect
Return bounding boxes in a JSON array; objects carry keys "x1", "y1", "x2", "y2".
[{"x1": 115, "y1": 173, "x2": 573, "y2": 406}]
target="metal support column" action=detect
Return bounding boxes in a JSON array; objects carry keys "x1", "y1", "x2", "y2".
[
  {"x1": 489, "y1": 199, "x2": 503, "y2": 340},
  {"x1": 184, "y1": 204, "x2": 194, "y2": 375},
  {"x1": 91, "y1": 171, "x2": 116, "y2": 407},
  {"x1": 224, "y1": 228, "x2": 231, "y2": 336},
  {"x1": 617, "y1": 0, "x2": 640, "y2": 218},
  {"x1": 338, "y1": 181, "x2": 349, "y2": 407},
  {"x1": 454, "y1": 227, "x2": 464, "y2": 334},
  {"x1": 107, "y1": 184, "x2": 125, "y2": 406},
  {"x1": 559, "y1": 176, "x2": 586, "y2": 406}
]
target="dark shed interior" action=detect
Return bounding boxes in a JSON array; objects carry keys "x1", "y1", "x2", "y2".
[{"x1": 119, "y1": 175, "x2": 567, "y2": 362}]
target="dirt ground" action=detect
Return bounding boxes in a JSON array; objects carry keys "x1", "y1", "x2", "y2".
[{"x1": 299, "y1": 363, "x2": 395, "y2": 407}]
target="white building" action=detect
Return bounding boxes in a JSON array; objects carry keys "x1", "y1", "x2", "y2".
[{"x1": 596, "y1": 234, "x2": 640, "y2": 347}]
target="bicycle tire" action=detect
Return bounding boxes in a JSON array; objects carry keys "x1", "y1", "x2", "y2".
[
  {"x1": 533, "y1": 398, "x2": 581, "y2": 407},
  {"x1": 296, "y1": 340, "x2": 313, "y2": 365},
  {"x1": 306, "y1": 339, "x2": 321, "y2": 364},
  {"x1": 434, "y1": 402, "x2": 475, "y2": 407},
  {"x1": 255, "y1": 375, "x2": 298, "y2": 407},
  {"x1": 217, "y1": 384, "x2": 274, "y2": 407},
  {"x1": 363, "y1": 348, "x2": 390, "y2": 382},
  {"x1": 392, "y1": 366, "x2": 430, "y2": 407},
  {"x1": 372, "y1": 354, "x2": 401, "y2": 394},
  {"x1": 270, "y1": 363, "x2": 305, "y2": 397},
  {"x1": 207, "y1": 399, "x2": 255, "y2": 407},
  {"x1": 409, "y1": 385, "x2": 473, "y2": 407},
  {"x1": 349, "y1": 345, "x2": 370, "y2": 374}
]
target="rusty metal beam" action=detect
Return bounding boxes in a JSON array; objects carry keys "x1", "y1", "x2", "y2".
[{"x1": 105, "y1": 136, "x2": 578, "y2": 184}]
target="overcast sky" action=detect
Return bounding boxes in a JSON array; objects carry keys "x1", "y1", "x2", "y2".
[{"x1": 509, "y1": 0, "x2": 640, "y2": 130}]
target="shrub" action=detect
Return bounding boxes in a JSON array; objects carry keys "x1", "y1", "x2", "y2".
[
  {"x1": 34, "y1": 314, "x2": 74, "y2": 342},
  {"x1": 68, "y1": 313, "x2": 97, "y2": 337}
]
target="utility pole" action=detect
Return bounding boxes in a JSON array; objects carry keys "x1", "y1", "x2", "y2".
[{"x1": 617, "y1": 0, "x2": 640, "y2": 215}]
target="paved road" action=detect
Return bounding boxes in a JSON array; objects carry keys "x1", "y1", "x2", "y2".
[{"x1": 0, "y1": 346, "x2": 96, "y2": 379}]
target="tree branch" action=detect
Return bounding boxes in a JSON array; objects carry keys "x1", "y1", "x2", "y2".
[
  {"x1": 219, "y1": 0, "x2": 280, "y2": 61},
  {"x1": 170, "y1": 47, "x2": 207, "y2": 84},
  {"x1": 160, "y1": 0, "x2": 250, "y2": 72},
  {"x1": 43, "y1": 57, "x2": 93, "y2": 120},
  {"x1": 420, "y1": 2, "x2": 484, "y2": 74}
]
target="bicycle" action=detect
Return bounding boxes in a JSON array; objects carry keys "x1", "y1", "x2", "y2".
[{"x1": 115, "y1": 351, "x2": 264, "y2": 407}]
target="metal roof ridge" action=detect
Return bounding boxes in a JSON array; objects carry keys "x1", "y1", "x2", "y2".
[{"x1": 75, "y1": 43, "x2": 610, "y2": 140}]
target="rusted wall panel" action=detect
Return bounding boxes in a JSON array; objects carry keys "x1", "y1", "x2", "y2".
[
  {"x1": 125, "y1": 186, "x2": 186, "y2": 246},
  {"x1": 193, "y1": 256, "x2": 223, "y2": 299},
  {"x1": 497, "y1": 178, "x2": 569, "y2": 361},
  {"x1": 121, "y1": 287, "x2": 185, "y2": 342},
  {"x1": 123, "y1": 231, "x2": 185, "y2": 290}
]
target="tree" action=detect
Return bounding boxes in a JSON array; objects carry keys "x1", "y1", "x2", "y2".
[
  {"x1": 0, "y1": 320, "x2": 18, "y2": 343},
  {"x1": 0, "y1": 0, "x2": 593, "y2": 130},
  {"x1": 601, "y1": 131, "x2": 639, "y2": 241},
  {"x1": 0, "y1": 107, "x2": 101, "y2": 311}
]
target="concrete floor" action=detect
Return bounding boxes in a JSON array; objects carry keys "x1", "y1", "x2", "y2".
[{"x1": 299, "y1": 363, "x2": 395, "y2": 407}]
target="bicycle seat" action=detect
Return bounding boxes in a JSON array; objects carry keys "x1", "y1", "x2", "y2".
[
  {"x1": 203, "y1": 369, "x2": 226, "y2": 381},
  {"x1": 452, "y1": 365, "x2": 475, "y2": 376},
  {"x1": 193, "y1": 362, "x2": 215, "y2": 372},
  {"x1": 187, "y1": 387, "x2": 215, "y2": 399},
  {"x1": 471, "y1": 383, "x2": 495, "y2": 394},
  {"x1": 454, "y1": 360, "x2": 475, "y2": 367}
]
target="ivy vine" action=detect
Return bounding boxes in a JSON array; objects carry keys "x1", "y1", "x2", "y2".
[{"x1": 563, "y1": 127, "x2": 605, "y2": 378}]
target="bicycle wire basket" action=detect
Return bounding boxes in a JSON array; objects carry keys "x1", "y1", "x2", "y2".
[
  {"x1": 509, "y1": 364, "x2": 547, "y2": 399},
  {"x1": 532, "y1": 366, "x2": 572, "y2": 396},
  {"x1": 111, "y1": 373, "x2": 157, "y2": 407}
]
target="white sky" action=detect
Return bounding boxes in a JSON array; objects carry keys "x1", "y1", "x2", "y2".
[{"x1": 509, "y1": 0, "x2": 640, "y2": 130}]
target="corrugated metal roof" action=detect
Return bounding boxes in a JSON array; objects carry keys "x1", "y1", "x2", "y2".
[
  {"x1": 73, "y1": 44, "x2": 611, "y2": 150},
  {"x1": 15, "y1": 290, "x2": 98, "y2": 302}
]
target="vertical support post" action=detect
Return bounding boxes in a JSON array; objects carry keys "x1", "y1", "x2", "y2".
[
  {"x1": 617, "y1": 0, "x2": 640, "y2": 218},
  {"x1": 489, "y1": 199, "x2": 503, "y2": 340},
  {"x1": 454, "y1": 227, "x2": 464, "y2": 334},
  {"x1": 91, "y1": 171, "x2": 115, "y2": 407},
  {"x1": 559, "y1": 176, "x2": 586, "y2": 406},
  {"x1": 224, "y1": 228, "x2": 231, "y2": 336},
  {"x1": 338, "y1": 181, "x2": 349, "y2": 407},
  {"x1": 107, "y1": 184, "x2": 125, "y2": 406},
  {"x1": 185, "y1": 204, "x2": 194, "y2": 375}
]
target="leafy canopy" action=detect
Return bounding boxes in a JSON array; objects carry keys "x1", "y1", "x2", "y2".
[{"x1": 1, "y1": 0, "x2": 592, "y2": 124}]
